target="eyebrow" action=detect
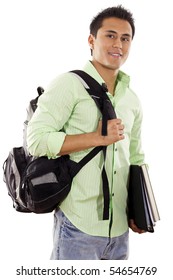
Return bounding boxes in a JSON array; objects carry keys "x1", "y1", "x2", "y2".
[{"x1": 105, "y1": 30, "x2": 132, "y2": 38}]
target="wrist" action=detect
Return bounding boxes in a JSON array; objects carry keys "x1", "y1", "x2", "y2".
[{"x1": 91, "y1": 132, "x2": 105, "y2": 147}]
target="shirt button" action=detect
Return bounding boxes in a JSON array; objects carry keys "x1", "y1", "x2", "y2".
[
  {"x1": 112, "y1": 193, "x2": 114, "y2": 197},
  {"x1": 114, "y1": 170, "x2": 116, "y2": 174},
  {"x1": 115, "y1": 148, "x2": 118, "y2": 151}
]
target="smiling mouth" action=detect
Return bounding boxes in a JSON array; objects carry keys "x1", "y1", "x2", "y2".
[{"x1": 108, "y1": 52, "x2": 122, "y2": 58}]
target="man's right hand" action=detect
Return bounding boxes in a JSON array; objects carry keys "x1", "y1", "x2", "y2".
[{"x1": 96, "y1": 119, "x2": 125, "y2": 146}]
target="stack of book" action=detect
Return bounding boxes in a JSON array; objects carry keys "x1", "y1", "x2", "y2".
[{"x1": 128, "y1": 164, "x2": 160, "y2": 232}]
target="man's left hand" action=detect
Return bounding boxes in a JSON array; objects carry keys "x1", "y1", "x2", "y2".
[{"x1": 129, "y1": 219, "x2": 146, "y2": 234}]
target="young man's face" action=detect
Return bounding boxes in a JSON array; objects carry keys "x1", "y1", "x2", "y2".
[{"x1": 88, "y1": 17, "x2": 133, "y2": 73}]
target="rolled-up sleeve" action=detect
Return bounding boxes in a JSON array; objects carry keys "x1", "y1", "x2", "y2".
[
  {"x1": 27, "y1": 73, "x2": 77, "y2": 158},
  {"x1": 129, "y1": 101, "x2": 145, "y2": 165}
]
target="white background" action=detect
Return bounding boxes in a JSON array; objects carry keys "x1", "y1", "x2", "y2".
[{"x1": 0, "y1": 0, "x2": 172, "y2": 279}]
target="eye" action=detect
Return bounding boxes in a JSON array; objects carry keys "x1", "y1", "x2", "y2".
[
  {"x1": 106, "y1": 34, "x2": 115, "y2": 39},
  {"x1": 121, "y1": 37, "x2": 130, "y2": 42}
]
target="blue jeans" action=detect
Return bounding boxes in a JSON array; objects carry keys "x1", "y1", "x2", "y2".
[{"x1": 50, "y1": 209, "x2": 129, "y2": 260}]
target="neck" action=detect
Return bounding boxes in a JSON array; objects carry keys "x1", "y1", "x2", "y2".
[{"x1": 91, "y1": 61, "x2": 119, "y2": 95}]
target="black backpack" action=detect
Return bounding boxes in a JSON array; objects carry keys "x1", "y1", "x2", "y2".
[{"x1": 3, "y1": 70, "x2": 116, "y2": 219}]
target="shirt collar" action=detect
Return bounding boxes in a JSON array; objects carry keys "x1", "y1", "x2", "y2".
[{"x1": 83, "y1": 60, "x2": 130, "y2": 93}]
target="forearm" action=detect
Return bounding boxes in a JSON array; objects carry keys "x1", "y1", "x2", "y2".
[
  {"x1": 27, "y1": 119, "x2": 124, "y2": 157},
  {"x1": 59, "y1": 119, "x2": 125, "y2": 155},
  {"x1": 59, "y1": 132, "x2": 103, "y2": 155}
]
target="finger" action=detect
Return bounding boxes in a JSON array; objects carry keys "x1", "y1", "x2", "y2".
[
  {"x1": 115, "y1": 118, "x2": 123, "y2": 124},
  {"x1": 119, "y1": 130, "x2": 124, "y2": 136},
  {"x1": 109, "y1": 118, "x2": 122, "y2": 125},
  {"x1": 112, "y1": 123, "x2": 124, "y2": 131},
  {"x1": 119, "y1": 124, "x2": 124, "y2": 130},
  {"x1": 131, "y1": 224, "x2": 143, "y2": 234},
  {"x1": 129, "y1": 220, "x2": 146, "y2": 234},
  {"x1": 118, "y1": 134, "x2": 125, "y2": 141},
  {"x1": 118, "y1": 127, "x2": 124, "y2": 136}
]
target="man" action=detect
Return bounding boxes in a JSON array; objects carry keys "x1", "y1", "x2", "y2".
[{"x1": 27, "y1": 5, "x2": 145, "y2": 260}]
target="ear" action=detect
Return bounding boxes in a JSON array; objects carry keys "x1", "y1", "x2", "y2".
[{"x1": 88, "y1": 34, "x2": 95, "y2": 50}]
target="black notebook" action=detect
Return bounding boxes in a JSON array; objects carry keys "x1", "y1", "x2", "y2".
[{"x1": 128, "y1": 164, "x2": 160, "y2": 232}]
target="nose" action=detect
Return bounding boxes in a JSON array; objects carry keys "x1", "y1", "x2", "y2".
[{"x1": 112, "y1": 38, "x2": 122, "y2": 49}]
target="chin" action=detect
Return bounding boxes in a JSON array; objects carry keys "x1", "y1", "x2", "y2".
[{"x1": 105, "y1": 64, "x2": 121, "y2": 71}]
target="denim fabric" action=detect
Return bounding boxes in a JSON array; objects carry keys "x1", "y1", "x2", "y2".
[{"x1": 50, "y1": 209, "x2": 129, "y2": 260}]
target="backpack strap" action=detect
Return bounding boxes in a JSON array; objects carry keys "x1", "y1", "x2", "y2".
[
  {"x1": 70, "y1": 70, "x2": 117, "y2": 220},
  {"x1": 70, "y1": 70, "x2": 117, "y2": 135},
  {"x1": 30, "y1": 87, "x2": 44, "y2": 112}
]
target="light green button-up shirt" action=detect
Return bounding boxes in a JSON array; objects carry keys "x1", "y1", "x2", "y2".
[{"x1": 27, "y1": 61, "x2": 145, "y2": 237}]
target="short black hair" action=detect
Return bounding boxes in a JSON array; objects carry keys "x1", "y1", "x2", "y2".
[{"x1": 90, "y1": 5, "x2": 135, "y2": 38}]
